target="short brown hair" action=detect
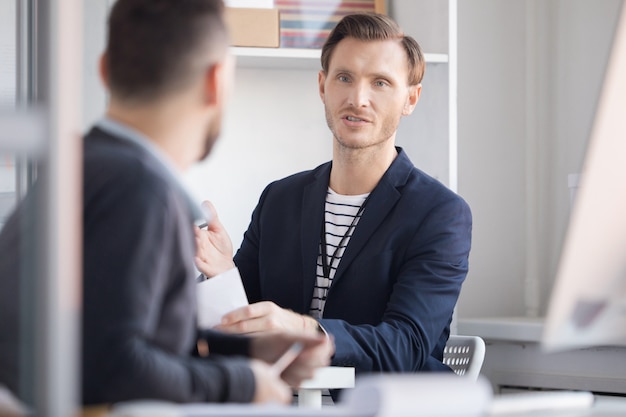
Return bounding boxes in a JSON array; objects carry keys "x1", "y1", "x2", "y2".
[
  {"x1": 321, "y1": 13, "x2": 425, "y2": 86},
  {"x1": 106, "y1": 0, "x2": 228, "y2": 102}
]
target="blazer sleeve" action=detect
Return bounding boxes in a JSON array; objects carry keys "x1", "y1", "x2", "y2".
[
  {"x1": 233, "y1": 185, "x2": 269, "y2": 303},
  {"x1": 319, "y1": 195, "x2": 472, "y2": 373},
  {"x1": 82, "y1": 170, "x2": 255, "y2": 405}
]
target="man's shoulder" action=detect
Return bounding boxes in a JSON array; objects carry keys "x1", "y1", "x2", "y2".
[
  {"x1": 84, "y1": 127, "x2": 166, "y2": 182},
  {"x1": 84, "y1": 127, "x2": 148, "y2": 167},
  {"x1": 267, "y1": 161, "x2": 330, "y2": 189},
  {"x1": 82, "y1": 127, "x2": 174, "y2": 204},
  {"x1": 399, "y1": 164, "x2": 470, "y2": 214}
]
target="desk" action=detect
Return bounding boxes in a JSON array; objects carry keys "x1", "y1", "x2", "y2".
[
  {"x1": 1, "y1": 369, "x2": 355, "y2": 415},
  {"x1": 459, "y1": 317, "x2": 626, "y2": 394},
  {"x1": 500, "y1": 395, "x2": 626, "y2": 417},
  {"x1": 588, "y1": 397, "x2": 626, "y2": 417},
  {"x1": 75, "y1": 392, "x2": 626, "y2": 417},
  {"x1": 297, "y1": 366, "x2": 355, "y2": 408}
]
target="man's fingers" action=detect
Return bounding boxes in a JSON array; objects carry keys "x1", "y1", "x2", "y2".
[
  {"x1": 201, "y1": 200, "x2": 217, "y2": 219},
  {"x1": 216, "y1": 302, "x2": 286, "y2": 334},
  {"x1": 201, "y1": 200, "x2": 224, "y2": 232},
  {"x1": 221, "y1": 302, "x2": 273, "y2": 324},
  {"x1": 220, "y1": 305, "x2": 252, "y2": 325}
]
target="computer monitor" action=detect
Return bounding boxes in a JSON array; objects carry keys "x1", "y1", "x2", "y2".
[{"x1": 542, "y1": 2, "x2": 626, "y2": 351}]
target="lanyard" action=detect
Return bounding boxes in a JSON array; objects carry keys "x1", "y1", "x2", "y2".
[{"x1": 320, "y1": 196, "x2": 370, "y2": 283}]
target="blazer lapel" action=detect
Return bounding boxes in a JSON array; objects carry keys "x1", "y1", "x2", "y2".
[
  {"x1": 332, "y1": 148, "x2": 413, "y2": 286},
  {"x1": 300, "y1": 163, "x2": 331, "y2": 311}
]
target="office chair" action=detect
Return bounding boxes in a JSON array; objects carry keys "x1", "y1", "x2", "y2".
[{"x1": 443, "y1": 335, "x2": 486, "y2": 380}]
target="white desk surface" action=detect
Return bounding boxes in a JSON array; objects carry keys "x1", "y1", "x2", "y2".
[
  {"x1": 296, "y1": 366, "x2": 355, "y2": 409},
  {"x1": 299, "y1": 366, "x2": 355, "y2": 390},
  {"x1": 99, "y1": 393, "x2": 626, "y2": 417}
]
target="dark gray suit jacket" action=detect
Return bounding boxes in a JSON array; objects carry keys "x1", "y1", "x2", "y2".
[
  {"x1": 235, "y1": 148, "x2": 472, "y2": 374},
  {"x1": 0, "y1": 126, "x2": 256, "y2": 405}
]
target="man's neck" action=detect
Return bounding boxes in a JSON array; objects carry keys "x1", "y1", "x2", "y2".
[
  {"x1": 106, "y1": 99, "x2": 202, "y2": 171},
  {"x1": 329, "y1": 141, "x2": 398, "y2": 195}
]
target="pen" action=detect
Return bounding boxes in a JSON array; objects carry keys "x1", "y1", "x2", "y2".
[{"x1": 271, "y1": 342, "x2": 304, "y2": 374}]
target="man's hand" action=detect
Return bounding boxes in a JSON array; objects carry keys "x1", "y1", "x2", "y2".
[
  {"x1": 194, "y1": 200, "x2": 235, "y2": 277},
  {"x1": 216, "y1": 301, "x2": 322, "y2": 335},
  {"x1": 250, "y1": 332, "x2": 334, "y2": 388},
  {"x1": 248, "y1": 359, "x2": 292, "y2": 404}
]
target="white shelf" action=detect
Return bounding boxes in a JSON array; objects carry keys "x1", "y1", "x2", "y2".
[
  {"x1": 232, "y1": 47, "x2": 320, "y2": 70},
  {"x1": 458, "y1": 316, "x2": 546, "y2": 343},
  {"x1": 231, "y1": 47, "x2": 448, "y2": 70}
]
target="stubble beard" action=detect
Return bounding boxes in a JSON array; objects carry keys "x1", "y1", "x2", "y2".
[
  {"x1": 198, "y1": 110, "x2": 222, "y2": 161},
  {"x1": 325, "y1": 105, "x2": 399, "y2": 152}
]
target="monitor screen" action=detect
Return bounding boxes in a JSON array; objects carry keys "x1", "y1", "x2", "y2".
[{"x1": 542, "y1": 2, "x2": 626, "y2": 351}]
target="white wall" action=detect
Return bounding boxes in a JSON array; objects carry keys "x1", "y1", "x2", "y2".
[
  {"x1": 456, "y1": 0, "x2": 623, "y2": 318},
  {"x1": 456, "y1": 0, "x2": 529, "y2": 317},
  {"x1": 540, "y1": 0, "x2": 622, "y2": 312},
  {"x1": 182, "y1": 67, "x2": 331, "y2": 246}
]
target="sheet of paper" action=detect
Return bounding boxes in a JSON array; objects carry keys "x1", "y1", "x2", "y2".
[{"x1": 196, "y1": 268, "x2": 249, "y2": 329}]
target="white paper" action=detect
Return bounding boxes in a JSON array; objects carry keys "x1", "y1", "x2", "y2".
[
  {"x1": 196, "y1": 268, "x2": 249, "y2": 329},
  {"x1": 342, "y1": 374, "x2": 492, "y2": 417}
]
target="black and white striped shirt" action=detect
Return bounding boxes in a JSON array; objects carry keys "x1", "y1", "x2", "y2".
[{"x1": 309, "y1": 188, "x2": 369, "y2": 318}]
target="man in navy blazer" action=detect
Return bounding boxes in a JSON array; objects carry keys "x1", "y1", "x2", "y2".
[{"x1": 195, "y1": 13, "x2": 471, "y2": 375}]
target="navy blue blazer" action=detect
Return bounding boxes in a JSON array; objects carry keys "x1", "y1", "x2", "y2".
[{"x1": 234, "y1": 148, "x2": 472, "y2": 374}]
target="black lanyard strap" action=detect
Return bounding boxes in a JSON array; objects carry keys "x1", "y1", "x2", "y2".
[{"x1": 320, "y1": 196, "x2": 369, "y2": 282}]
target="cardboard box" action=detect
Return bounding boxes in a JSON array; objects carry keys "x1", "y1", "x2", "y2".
[{"x1": 225, "y1": 7, "x2": 280, "y2": 48}]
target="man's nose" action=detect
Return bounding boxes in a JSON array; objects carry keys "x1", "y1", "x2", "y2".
[{"x1": 347, "y1": 82, "x2": 369, "y2": 107}]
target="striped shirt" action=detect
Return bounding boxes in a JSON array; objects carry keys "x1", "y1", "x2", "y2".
[{"x1": 309, "y1": 188, "x2": 369, "y2": 319}]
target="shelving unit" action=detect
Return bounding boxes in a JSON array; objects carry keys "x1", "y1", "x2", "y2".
[{"x1": 232, "y1": 46, "x2": 449, "y2": 69}]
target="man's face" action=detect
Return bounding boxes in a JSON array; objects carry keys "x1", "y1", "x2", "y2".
[
  {"x1": 199, "y1": 53, "x2": 235, "y2": 161},
  {"x1": 319, "y1": 37, "x2": 419, "y2": 151}
]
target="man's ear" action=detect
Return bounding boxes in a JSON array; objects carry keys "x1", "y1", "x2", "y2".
[
  {"x1": 99, "y1": 52, "x2": 110, "y2": 89},
  {"x1": 203, "y1": 63, "x2": 221, "y2": 106},
  {"x1": 318, "y1": 70, "x2": 326, "y2": 103},
  {"x1": 204, "y1": 55, "x2": 234, "y2": 107},
  {"x1": 402, "y1": 83, "x2": 422, "y2": 116}
]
